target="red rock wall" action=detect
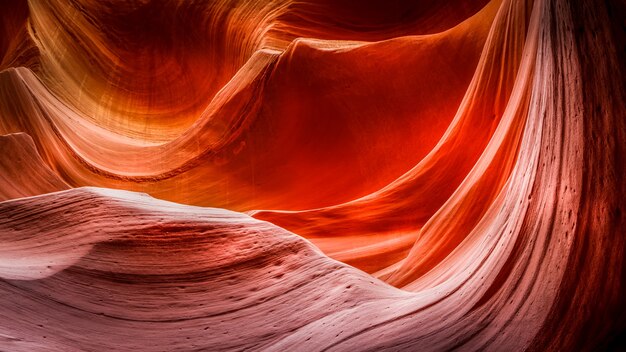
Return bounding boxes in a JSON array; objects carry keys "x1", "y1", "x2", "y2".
[{"x1": 0, "y1": 0, "x2": 624, "y2": 350}]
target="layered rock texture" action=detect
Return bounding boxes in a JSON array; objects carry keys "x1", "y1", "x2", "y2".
[{"x1": 0, "y1": 0, "x2": 624, "y2": 350}]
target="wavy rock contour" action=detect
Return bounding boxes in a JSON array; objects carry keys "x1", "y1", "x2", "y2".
[{"x1": 0, "y1": 0, "x2": 624, "y2": 350}]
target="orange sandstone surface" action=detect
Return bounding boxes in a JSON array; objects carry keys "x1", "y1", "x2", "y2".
[{"x1": 0, "y1": 0, "x2": 624, "y2": 350}]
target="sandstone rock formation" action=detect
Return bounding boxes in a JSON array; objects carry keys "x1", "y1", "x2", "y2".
[{"x1": 0, "y1": 0, "x2": 624, "y2": 350}]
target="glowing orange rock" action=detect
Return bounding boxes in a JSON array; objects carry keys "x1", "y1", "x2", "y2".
[{"x1": 0, "y1": 0, "x2": 624, "y2": 350}]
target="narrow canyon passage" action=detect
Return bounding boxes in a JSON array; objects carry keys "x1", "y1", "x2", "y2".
[{"x1": 0, "y1": 0, "x2": 624, "y2": 351}]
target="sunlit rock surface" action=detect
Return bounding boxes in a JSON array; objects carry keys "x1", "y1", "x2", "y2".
[{"x1": 0, "y1": 0, "x2": 624, "y2": 350}]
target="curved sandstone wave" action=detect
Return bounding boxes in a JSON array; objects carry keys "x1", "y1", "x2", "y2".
[
  {"x1": 0, "y1": 133, "x2": 68, "y2": 201},
  {"x1": 0, "y1": 0, "x2": 496, "y2": 210},
  {"x1": 0, "y1": 0, "x2": 624, "y2": 350}
]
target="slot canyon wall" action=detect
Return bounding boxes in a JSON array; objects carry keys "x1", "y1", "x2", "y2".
[{"x1": 0, "y1": 0, "x2": 625, "y2": 350}]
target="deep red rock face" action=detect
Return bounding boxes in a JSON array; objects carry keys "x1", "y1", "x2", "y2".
[{"x1": 0, "y1": 0, "x2": 624, "y2": 351}]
